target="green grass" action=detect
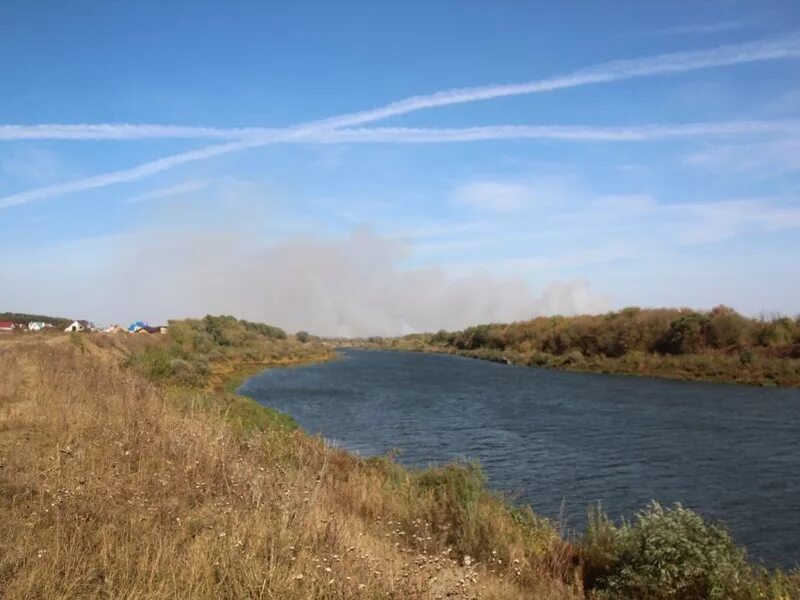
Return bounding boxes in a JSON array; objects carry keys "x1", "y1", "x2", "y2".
[{"x1": 123, "y1": 316, "x2": 333, "y2": 435}]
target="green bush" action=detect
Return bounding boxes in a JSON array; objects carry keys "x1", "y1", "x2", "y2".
[
  {"x1": 529, "y1": 352, "x2": 554, "y2": 367},
  {"x1": 562, "y1": 350, "x2": 585, "y2": 365},
  {"x1": 168, "y1": 358, "x2": 203, "y2": 386},
  {"x1": 756, "y1": 318, "x2": 795, "y2": 347},
  {"x1": 739, "y1": 348, "x2": 755, "y2": 365},
  {"x1": 416, "y1": 463, "x2": 488, "y2": 552},
  {"x1": 206, "y1": 348, "x2": 226, "y2": 362},
  {"x1": 706, "y1": 306, "x2": 751, "y2": 348},
  {"x1": 657, "y1": 314, "x2": 709, "y2": 354},
  {"x1": 191, "y1": 355, "x2": 210, "y2": 375},
  {"x1": 68, "y1": 331, "x2": 85, "y2": 353},
  {"x1": 458, "y1": 325, "x2": 493, "y2": 350},
  {"x1": 582, "y1": 502, "x2": 761, "y2": 600},
  {"x1": 127, "y1": 346, "x2": 175, "y2": 379}
]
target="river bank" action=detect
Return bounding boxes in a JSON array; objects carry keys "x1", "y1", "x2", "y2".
[
  {"x1": 1, "y1": 323, "x2": 798, "y2": 598},
  {"x1": 355, "y1": 341, "x2": 799, "y2": 387},
  {"x1": 0, "y1": 333, "x2": 577, "y2": 599},
  {"x1": 242, "y1": 348, "x2": 800, "y2": 567},
  {"x1": 345, "y1": 307, "x2": 800, "y2": 388}
]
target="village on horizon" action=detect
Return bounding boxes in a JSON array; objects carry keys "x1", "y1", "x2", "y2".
[{"x1": 0, "y1": 318, "x2": 168, "y2": 335}]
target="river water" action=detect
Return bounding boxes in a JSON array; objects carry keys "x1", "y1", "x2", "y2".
[{"x1": 240, "y1": 349, "x2": 800, "y2": 566}]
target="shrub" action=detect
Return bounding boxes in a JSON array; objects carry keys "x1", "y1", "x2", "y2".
[
  {"x1": 168, "y1": 358, "x2": 202, "y2": 386},
  {"x1": 706, "y1": 306, "x2": 751, "y2": 348},
  {"x1": 581, "y1": 506, "x2": 619, "y2": 590},
  {"x1": 656, "y1": 314, "x2": 709, "y2": 354},
  {"x1": 416, "y1": 463, "x2": 489, "y2": 554},
  {"x1": 739, "y1": 348, "x2": 755, "y2": 365},
  {"x1": 127, "y1": 346, "x2": 174, "y2": 379},
  {"x1": 431, "y1": 329, "x2": 452, "y2": 344},
  {"x1": 296, "y1": 330, "x2": 310, "y2": 343},
  {"x1": 755, "y1": 318, "x2": 795, "y2": 347},
  {"x1": 191, "y1": 355, "x2": 210, "y2": 375},
  {"x1": 206, "y1": 348, "x2": 226, "y2": 362},
  {"x1": 68, "y1": 331, "x2": 85, "y2": 353},
  {"x1": 563, "y1": 350, "x2": 585, "y2": 365},
  {"x1": 240, "y1": 318, "x2": 287, "y2": 340},
  {"x1": 529, "y1": 352, "x2": 554, "y2": 367},
  {"x1": 459, "y1": 325, "x2": 493, "y2": 350},
  {"x1": 582, "y1": 502, "x2": 760, "y2": 600}
]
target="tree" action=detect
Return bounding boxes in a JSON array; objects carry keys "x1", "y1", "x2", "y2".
[
  {"x1": 656, "y1": 313, "x2": 709, "y2": 354},
  {"x1": 706, "y1": 306, "x2": 750, "y2": 348}
]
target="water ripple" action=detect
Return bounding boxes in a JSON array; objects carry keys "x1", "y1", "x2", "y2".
[{"x1": 242, "y1": 349, "x2": 800, "y2": 567}]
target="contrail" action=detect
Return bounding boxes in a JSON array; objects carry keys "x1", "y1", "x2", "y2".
[
  {"x1": 2, "y1": 119, "x2": 799, "y2": 142},
  {"x1": 4, "y1": 120, "x2": 799, "y2": 208},
  {"x1": 2, "y1": 35, "x2": 799, "y2": 207},
  {"x1": 0, "y1": 139, "x2": 275, "y2": 208},
  {"x1": 306, "y1": 121, "x2": 800, "y2": 143},
  {"x1": 308, "y1": 34, "x2": 800, "y2": 129},
  {"x1": 0, "y1": 124, "x2": 281, "y2": 141}
]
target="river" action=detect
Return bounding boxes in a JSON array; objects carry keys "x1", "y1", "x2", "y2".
[{"x1": 239, "y1": 349, "x2": 800, "y2": 566}]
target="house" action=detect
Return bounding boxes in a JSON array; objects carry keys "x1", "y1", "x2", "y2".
[
  {"x1": 64, "y1": 321, "x2": 84, "y2": 333},
  {"x1": 28, "y1": 321, "x2": 47, "y2": 332},
  {"x1": 0, "y1": 321, "x2": 15, "y2": 333},
  {"x1": 138, "y1": 325, "x2": 165, "y2": 334},
  {"x1": 127, "y1": 321, "x2": 147, "y2": 333},
  {"x1": 64, "y1": 320, "x2": 93, "y2": 333},
  {"x1": 103, "y1": 324, "x2": 125, "y2": 334}
]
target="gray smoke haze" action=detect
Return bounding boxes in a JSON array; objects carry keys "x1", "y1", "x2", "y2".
[{"x1": 2, "y1": 228, "x2": 610, "y2": 336}]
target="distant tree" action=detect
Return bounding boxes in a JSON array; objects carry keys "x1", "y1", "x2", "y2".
[
  {"x1": 432, "y1": 329, "x2": 450, "y2": 344},
  {"x1": 656, "y1": 313, "x2": 709, "y2": 354},
  {"x1": 706, "y1": 306, "x2": 751, "y2": 348},
  {"x1": 296, "y1": 330, "x2": 310, "y2": 343},
  {"x1": 755, "y1": 317, "x2": 795, "y2": 347},
  {"x1": 462, "y1": 325, "x2": 492, "y2": 349}
]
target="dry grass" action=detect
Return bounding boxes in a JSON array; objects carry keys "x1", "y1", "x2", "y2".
[{"x1": 0, "y1": 336, "x2": 580, "y2": 599}]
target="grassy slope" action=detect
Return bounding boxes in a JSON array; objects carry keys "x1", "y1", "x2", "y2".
[
  {"x1": 1, "y1": 327, "x2": 797, "y2": 599},
  {"x1": 352, "y1": 307, "x2": 800, "y2": 387},
  {"x1": 0, "y1": 333, "x2": 576, "y2": 599}
]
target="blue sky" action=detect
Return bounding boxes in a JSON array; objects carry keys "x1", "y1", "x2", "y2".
[{"x1": 1, "y1": 1, "x2": 800, "y2": 335}]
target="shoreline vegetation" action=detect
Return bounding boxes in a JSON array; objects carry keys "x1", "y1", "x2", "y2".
[
  {"x1": 1, "y1": 314, "x2": 798, "y2": 598},
  {"x1": 346, "y1": 306, "x2": 800, "y2": 388}
]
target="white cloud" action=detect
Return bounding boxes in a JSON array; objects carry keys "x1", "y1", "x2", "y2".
[
  {"x1": 125, "y1": 179, "x2": 213, "y2": 204},
  {"x1": 0, "y1": 146, "x2": 68, "y2": 184},
  {"x1": 453, "y1": 181, "x2": 533, "y2": 212},
  {"x1": 686, "y1": 140, "x2": 800, "y2": 176},
  {"x1": 453, "y1": 175, "x2": 582, "y2": 214},
  {"x1": 443, "y1": 175, "x2": 800, "y2": 266},
  {"x1": 670, "y1": 199, "x2": 800, "y2": 244}
]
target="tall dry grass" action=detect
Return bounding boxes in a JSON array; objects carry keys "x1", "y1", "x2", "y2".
[{"x1": 0, "y1": 336, "x2": 579, "y2": 599}]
